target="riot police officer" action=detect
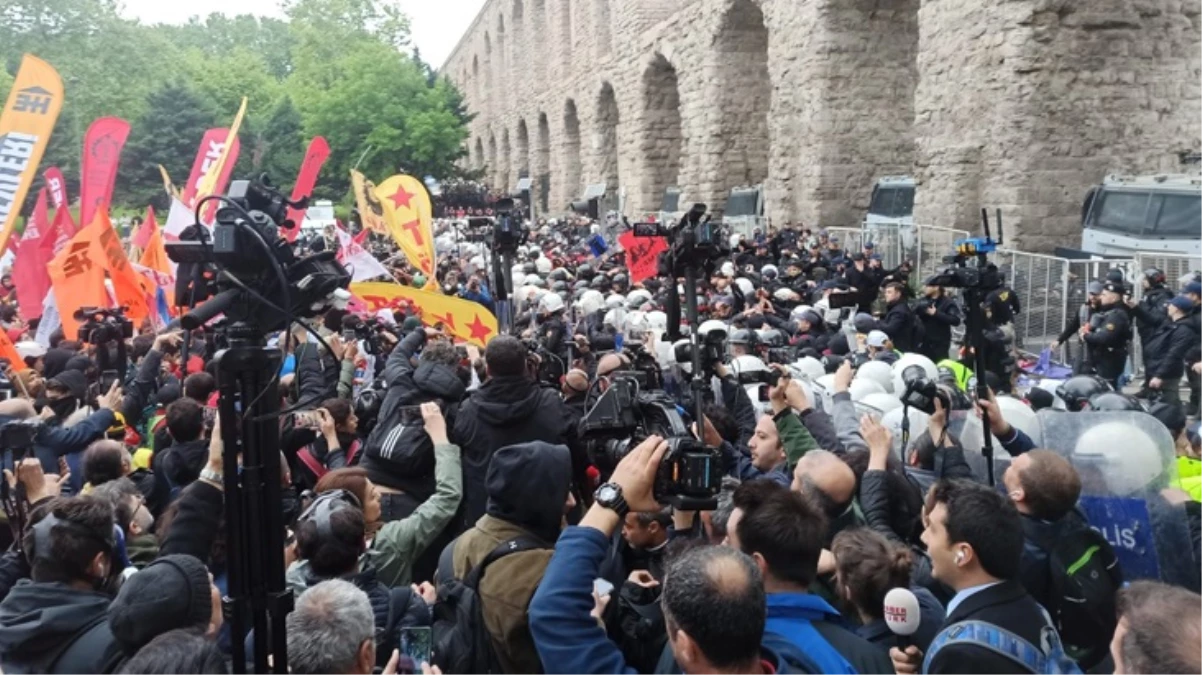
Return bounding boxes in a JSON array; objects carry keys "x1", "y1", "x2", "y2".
[
  {"x1": 1052, "y1": 281, "x2": 1102, "y2": 374},
  {"x1": 1128, "y1": 267, "x2": 1174, "y2": 345},
  {"x1": 916, "y1": 284, "x2": 962, "y2": 363},
  {"x1": 1081, "y1": 281, "x2": 1132, "y2": 389}
]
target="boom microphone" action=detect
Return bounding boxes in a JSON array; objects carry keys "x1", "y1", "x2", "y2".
[{"x1": 883, "y1": 587, "x2": 921, "y2": 648}]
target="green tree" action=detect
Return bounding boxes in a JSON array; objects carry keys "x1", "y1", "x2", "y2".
[{"x1": 116, "y1": 82, "x2": 218, "y2": 210}]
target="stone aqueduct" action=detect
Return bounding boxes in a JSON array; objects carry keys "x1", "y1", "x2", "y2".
[{"x1": 442, "y1": 0, "x2": 1200, "y2": 250}]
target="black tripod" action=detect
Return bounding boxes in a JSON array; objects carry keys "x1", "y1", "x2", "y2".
[{"x1": 209, "y1": 321, "x2": 292, "y2": 673}]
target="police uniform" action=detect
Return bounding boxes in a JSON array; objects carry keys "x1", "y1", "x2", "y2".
[{"x1": 1082, "y1": 282, "x2": 1132, "y2": 388}]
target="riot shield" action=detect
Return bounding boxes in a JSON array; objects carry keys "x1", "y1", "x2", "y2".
[
  {"x1": 946, "y1": 411, "x2": 1013, "y2": 483},
  {"x1": 1036, "y1": 410, "x2": 1198, "y2": 589}
]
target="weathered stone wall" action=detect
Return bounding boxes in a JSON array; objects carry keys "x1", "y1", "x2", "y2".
[{"x1": 442, "y1": 0, "x2": 1200, "y2": 250}]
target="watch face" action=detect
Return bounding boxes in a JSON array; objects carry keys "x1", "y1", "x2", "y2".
[{"x1": 597, "y1": 485, "x2": 618, "y2": 503}]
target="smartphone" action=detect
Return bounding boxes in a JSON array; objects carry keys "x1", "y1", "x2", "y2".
[
  {"x1": 341, "y1": 328, "x2": 358, "y2": 342},
  {"x1": 593, "y1": 577, "x2": 614, "y2": 598},
  {"x1": 399, "y1": 405, "x2": 424, "y2": 426},
  {"x1": 99, "y1": 369, "x2": 120, "y2": 394},
  {"x1": 758, "y1": 384, "x2": 770, "y2": 402},
  {"x1": 399, "y1": 626, "x2": 432, "y2": 665},
  {"x1": 293, "y1": 410, "x2": 321, "y2": 429}
]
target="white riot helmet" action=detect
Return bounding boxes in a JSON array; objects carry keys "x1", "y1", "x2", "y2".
[
  {"x1": 646, "y1": 311, "x2": 668, "y2": 334},
  {"x1": 603, "y1": 308, "x2": 625, "y2": 328},
  {"x1": 881, "y1": 406, "x2": 931, "y2": 455},
  {"x1": 995, "y1": 396, "x2": 1040, "y2": 445},
  {"x1": 730, "y1": 354, "x2": 769, "y2": 380},
  {"x1": 813, "y1": 373, "x2": 838, "y2": 412},
  {"x1": 698, "y1": 319, "x2": 729, "y2": 338},
  {"x1": 470, "y1": 255, "x2": 485, "y2": 270},
  {"x1": 729, "y1": 234, "x2": 745, "y2": 250},
  {"x1": 719, "y1": 261, "x2": 736, "y2": 279},
  {"x1": 606, "y1": 294, "x2": 626, "y2": 310},
  {"x1": 539, "y1": 293, "x2": 565, "y2": 314},
  {"x1": 525, "y1": 274, "x2": 543, "y2": 288},
  {"x1": 789, "y1": 356, "x2": 826, "y2": 382},
  {"x1": 856, "y1": 392, "x2": 902, "y2": 418},
  {"x1": 789, "y1": 305, "x2": 814, "y2": 322},
  {"x1": 849, "y1": 378, "x2": 886, "y2": 402},
  {"x1": 627, "y1": 289, "x2": 653, "y2": 310},
  {"x1": 512, "y1": 272, "x2": 527, "y2": 288},
  {"x1": 625, "y1": 311, "x2": 649, "y2": 334},
  {"x1": 673, "y1": 339, "x2": 693, "y2": 374},
  {"x1": 892, "y1": 353, "x2": 939, "y2": 396},
  {"x1": 773, "y1": 287, "x2": 801, "y2": 303},
  {"x1": 856, "y1": 360, "x2": 895, "y2": 393},
  {"x1": 734, "y1": 278, "x2": 755, "y2": 297},
  {"x1": 579, "y1": 290, "x2": 605, "y2": 316},
  {"x1": 535, "y1": 257, "x2": 552, "y2": 275}
]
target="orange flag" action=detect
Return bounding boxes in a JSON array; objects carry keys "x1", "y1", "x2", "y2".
[
  {"x1": 0, "y1": 329, "x2": 27, "y2": 372},
  {"x1": 373, "y1": 175, "x2": 435, "y2": 278},
  {"x1": 351, "y1": 282, "x2": 499, "y2": 348},
  {"x1": 92, "y1": 213, "x2": 150, "y2": 322},
  {"x1": 139, "y1": 219, "x2": 171, "y2": 275},
  {"x1": 47, "y1": 219, "x2": 109, "y2": 340}
]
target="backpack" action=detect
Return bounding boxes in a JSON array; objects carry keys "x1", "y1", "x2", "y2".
[
  {"x1": 922, "y1": 609, "x2": 1082, "y2": 675},
  {"x1": 430, "y1": 536, "x2": 544, "y2": 674},
  {"x1": 1039, "y1": 523, "x2": 1123, "y2": 668}
]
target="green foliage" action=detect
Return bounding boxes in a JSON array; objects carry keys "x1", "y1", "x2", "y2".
[{"x1": 0, "y1": 0, "x2": 471, "y2": 214}]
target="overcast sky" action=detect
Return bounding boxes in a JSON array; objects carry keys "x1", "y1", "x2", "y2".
[{"x1": 117, "y1": 0, "x2": 486, "y2": 68}]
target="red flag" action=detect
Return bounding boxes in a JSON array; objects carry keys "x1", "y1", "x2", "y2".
[
  {"x1": 40, "y1": 206, "x2": 75, "y2": 259},
  {"x1": 182, "y1": 128, "x2": 241, "y2": 211},
  {"x1": 132, "y1": 205, "x2": 158, "y2": 249},
  {"x1": 79, "y1": 117, "x2": 131, "y2": 227},
  {"x1": 353, "y1": 228, "x2": 368, "y2": 247},
  {"x1": 43, "y1": 167, "x2": 67, "y2": 210},
  {"x1": 12, "y1": 189, "x2": 51, "y2": 319},
  {"x1": 284, "y1": 137, "x2": 330, "y2": 242}
]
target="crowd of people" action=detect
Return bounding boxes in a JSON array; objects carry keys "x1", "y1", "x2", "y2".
[{"x1": 0, "y1": 214, "x2": 1197, "y2": 675}]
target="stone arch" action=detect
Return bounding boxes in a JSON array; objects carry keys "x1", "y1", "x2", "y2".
[
  {"x1": 559, "y1": 0, "x2": 573, "y2": 74},
  {"x1": 593, "y1": 0, "x2": 611, "y2": 59},
  {"x1": 496, "y1": 14, "x2": 507, "y2": 95},
  {"x1": 708, "y1": 0, "x2": 771, "y2": 211},
  {"x1": 595, "y1": 82, "x2": 620, "y2": 196},
  {"x1": 531, "y1": 0, "x2": 547, "y2": 82},
  {"x1": 535, "y1": 112, "x2": 551, "y2": 213},
  {"x1": 639, "y1": 53, "x2": 683, "y2": 213},
  {"x1": 471, "y1": 55, "x2": 480, "y2": 109},
  {"x1": 487, "y1": 132, "x2": 498, "y2": 187},
  {"x1": 516, "y1": 118, "x2": 531, "y2": 179},
  {"x1": 474, "y1": 137, "x2": 485, "y2": 171},
  {"x1": 483, "y1": 32, "x2": 493, "y2": 111},
  {"x1": 511, "y1": 0, "x2": 525, "y2": 88},
  {"x1": 500, "y1": 127, "x2": 512, "y2": 191},
  {"x1": 561, "y1": 99, "x2": 582, "y2": 205}
]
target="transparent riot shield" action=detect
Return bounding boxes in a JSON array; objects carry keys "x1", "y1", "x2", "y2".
[{"x1": 1036, "y1": 410, "x2": 1199, "y2": 589}]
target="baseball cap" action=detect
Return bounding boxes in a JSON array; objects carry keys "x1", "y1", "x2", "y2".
[
  {"x1": 867, "y1": 330, "x2": 890, "y2": 348},
  {"x1": 830, "y1": 235, "x2": 840, "y2": 243},
  {"x1": 1087, "y1": 281, "x2": 1103, "y2": 295},
  {"x1": 1169, "y1": 295, "x2": 1194, "y2": 312},
  {"x1": 850, "y1": 252, "x2": 865, "y2": 262},
  {"x1": 1186, "y1": 281, "x2": 1202, "y2": 296},
  {"x1": 864, "y1": 241, "x2": 875, "y2": 249}
]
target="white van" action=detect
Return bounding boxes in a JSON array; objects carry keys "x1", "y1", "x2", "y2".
[
  {"x1": 865, "y1": 176, "x2": 915, "y2": 227},
  {"x1": 301, "y1": 200, "x2": 337, "y2": 237}
]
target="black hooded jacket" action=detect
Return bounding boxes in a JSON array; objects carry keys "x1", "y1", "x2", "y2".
[
  {"x1": 454, "y1": 376, "x2": 574, "y2": 530},
  {"x1": 361, "y1": 330, "x2": 465, "y2": 498},
  {"x1": 0, "y1": 580, "x2": 123, "y2": 674}
]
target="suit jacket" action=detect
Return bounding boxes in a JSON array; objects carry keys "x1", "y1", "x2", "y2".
[{"x1": 926, "y1": 579, "x2": 1051, "y2": 674}]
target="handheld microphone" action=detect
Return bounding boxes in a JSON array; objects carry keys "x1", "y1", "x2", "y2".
[{"x1": 883, "y1": 587, "x2": 921, "y2": 649}]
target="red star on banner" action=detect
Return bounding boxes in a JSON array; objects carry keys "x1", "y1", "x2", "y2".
[
  {"x1": 431, "y1": 312, "x2": 456, "y2": 330},
  {"x1": 388, "y1": 185, "x2": 414, "y2": 209},
  {"x1": 467, "y1": 314, "x2": 493, "y2": 343}
]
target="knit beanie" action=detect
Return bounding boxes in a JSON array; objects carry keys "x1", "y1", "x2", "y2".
[{"x1": 108, "y1": 554, "x2": 213, "y2": 654}]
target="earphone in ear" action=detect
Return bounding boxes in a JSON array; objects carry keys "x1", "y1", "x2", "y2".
[{"x1": 955, "y1": 551, "x2": 965, "y2": 564}]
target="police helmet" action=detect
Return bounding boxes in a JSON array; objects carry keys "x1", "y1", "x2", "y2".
[{"x1": 1055, "y1": 375, "x2": 1113, "y2": 412}]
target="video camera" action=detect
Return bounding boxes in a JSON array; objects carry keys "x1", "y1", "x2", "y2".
[
  {"x1": 463, "y1": 198, "x2": 527, "y2": 255},
  {"x1": 633, "y1": 203, "x2": 727, "y2": 278},
  {"x1": 74, "y1": 307, "x2": 134, "y2": 346},
  {"x1": 672, "y1": 328, "x2": 727, "y2": 377},
  {"x1": 166, "y1": 176, "x2": 352, "y2": 333},
  {"x1": 898, "y1": 365, "x2": 952, "y2": 416},
  {"x1": 578, "y1": 375, "x2": 722, "y2": 509}
]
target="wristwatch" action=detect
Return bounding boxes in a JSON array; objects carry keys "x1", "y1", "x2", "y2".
[
  {"x1": 199, "y1": 467, "x2": 224, "y2": 488},
  {"x1": 593, "y1": 483, "x2": 629, "y2": 519}
]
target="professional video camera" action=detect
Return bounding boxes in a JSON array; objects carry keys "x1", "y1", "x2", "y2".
[
  {"x1": 898, "y1": 367, "x2": 952, "y2": 416},
  {"x1": 578, "y1": 374, "x2": 722, "y2": 509},
  {"x1": 74, "y1": 307, "x2": 135, "y2": 345},
  {"x1": 522, "y1": 337, "x2": 567, "y2": 387},
  {"x1": 342, "y1": 315, "x2": 392, "y2": 357},
  {"x1": 672, "y1": 329, "x2": 727, "y2": 377},
  {"x1": 463, "y1": 198, "x2": 527, "y2": 254},
  {"x1": 633, "y1": 203, "x2": 727, "y2": 278},
  {"x1": 166, "y1": 176, "x2": 352, "y2": 333}
]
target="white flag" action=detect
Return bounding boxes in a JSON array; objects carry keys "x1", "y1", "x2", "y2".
[{"x1": 334, "y1": 224, "x2": 390, "y2": 282}]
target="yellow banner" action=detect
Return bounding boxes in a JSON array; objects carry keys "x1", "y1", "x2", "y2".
[
  {"x1": 350, "y1": 169, "x2": 389, "y2": 235},
  {"x1": 374, "y1": 174, "x2": 435, "y2": 277},
  {"x1": 194, "y1": 97, "x2": 247, "y2": 206},
  {"x1": 0, "y1": 54, "x2": 64, "y2": 253},
  {"x1": 157, "y1": 164, "x2": 179, "y2": 200},
  {"x1": 351, "y1": 281, "x2": 498, "y2": 347}
]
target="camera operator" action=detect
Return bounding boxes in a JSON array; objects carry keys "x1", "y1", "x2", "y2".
[
  {"x1": 916, "y1": 284, "x2": 962, "y2": 363},
  {"x1": 31, "y1": 371, "x2": 124, "y2": 493},
  {"x1": 530, "y1": 437, "x2": 786, "y2": 675},
  {"x1": 460, "y1": 272, "x2": 495, "y2": 314}
]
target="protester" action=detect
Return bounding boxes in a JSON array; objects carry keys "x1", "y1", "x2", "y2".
[{"x1": 1110, "y1": 580, "x2": 1201, "y2": 674}]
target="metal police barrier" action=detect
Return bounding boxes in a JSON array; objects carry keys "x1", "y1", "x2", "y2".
[
  {"x1": 991, "y1": 249, "x2": 1069, "y2": 356},
  {"x1": 913, "y1": 224, "x2": 971, "y2": 286},
  {"x1": 1037, "y1": 410, "x2": 1197, "y2": 589},
  {"x1": 826, "y1": 226, "x2": 865, "y2": 256}
]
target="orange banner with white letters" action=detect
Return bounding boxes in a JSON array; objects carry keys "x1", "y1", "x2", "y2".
[{"x1": 0, "y1": 55, "x2": 64, "y2": 254}]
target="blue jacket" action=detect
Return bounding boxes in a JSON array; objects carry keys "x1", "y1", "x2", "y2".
[
  {"x1": 719, "y1": 441, "x2": 792, "y2": 487},
  {"x1": 765, "y1": 593, "x2": 858, "y2": 674},
  {"x1": 532, "y1": 526, "x2": 792, "y2": 674}
]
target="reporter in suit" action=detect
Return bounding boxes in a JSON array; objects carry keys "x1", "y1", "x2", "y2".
[{"x1": 890, "y1": 479, "x2": 1057, "y2": 674}]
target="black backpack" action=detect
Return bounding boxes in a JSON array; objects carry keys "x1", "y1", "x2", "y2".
[
  {"x1": 430, "y1": 536, "x2": 544, "y2": 674},
  {"x1": 1039, "y1": 520, "x2": 1123, "y2": 669}
]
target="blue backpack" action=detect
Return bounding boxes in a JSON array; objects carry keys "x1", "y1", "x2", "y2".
[{"x1": 922, "y1": 607, "x2": 1082, "y2": 675}]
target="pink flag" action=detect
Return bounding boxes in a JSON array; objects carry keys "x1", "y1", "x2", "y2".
[
  {"x1": 79, "y1": 117, "x2": 132, "y2": 227},
  {"x1": 12, "y1": 189, "x2": 52, "y2": 319},
  {"x1": 43, "y1": 167, "x2": 67, "y2": 210},
  {"x1": 182, "y1": 128, "x2": 241, "y2": 222},
  {"x1": 284, "y1": 137, "x2": 330, "y2": 242},
  {"x1": 40, "y1": 206, "x2": 75, "y2": 259},
  {"x1": 132, "y1": 205, "x2": 158, "y2": 249}
]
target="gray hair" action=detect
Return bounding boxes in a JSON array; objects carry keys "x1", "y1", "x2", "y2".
[
  {"x1": 286, "y1": 579, "x2": 375, "y2": 674},
  {"x1": 709, "y1": 476, "x2": 741, "y2": 540}
]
